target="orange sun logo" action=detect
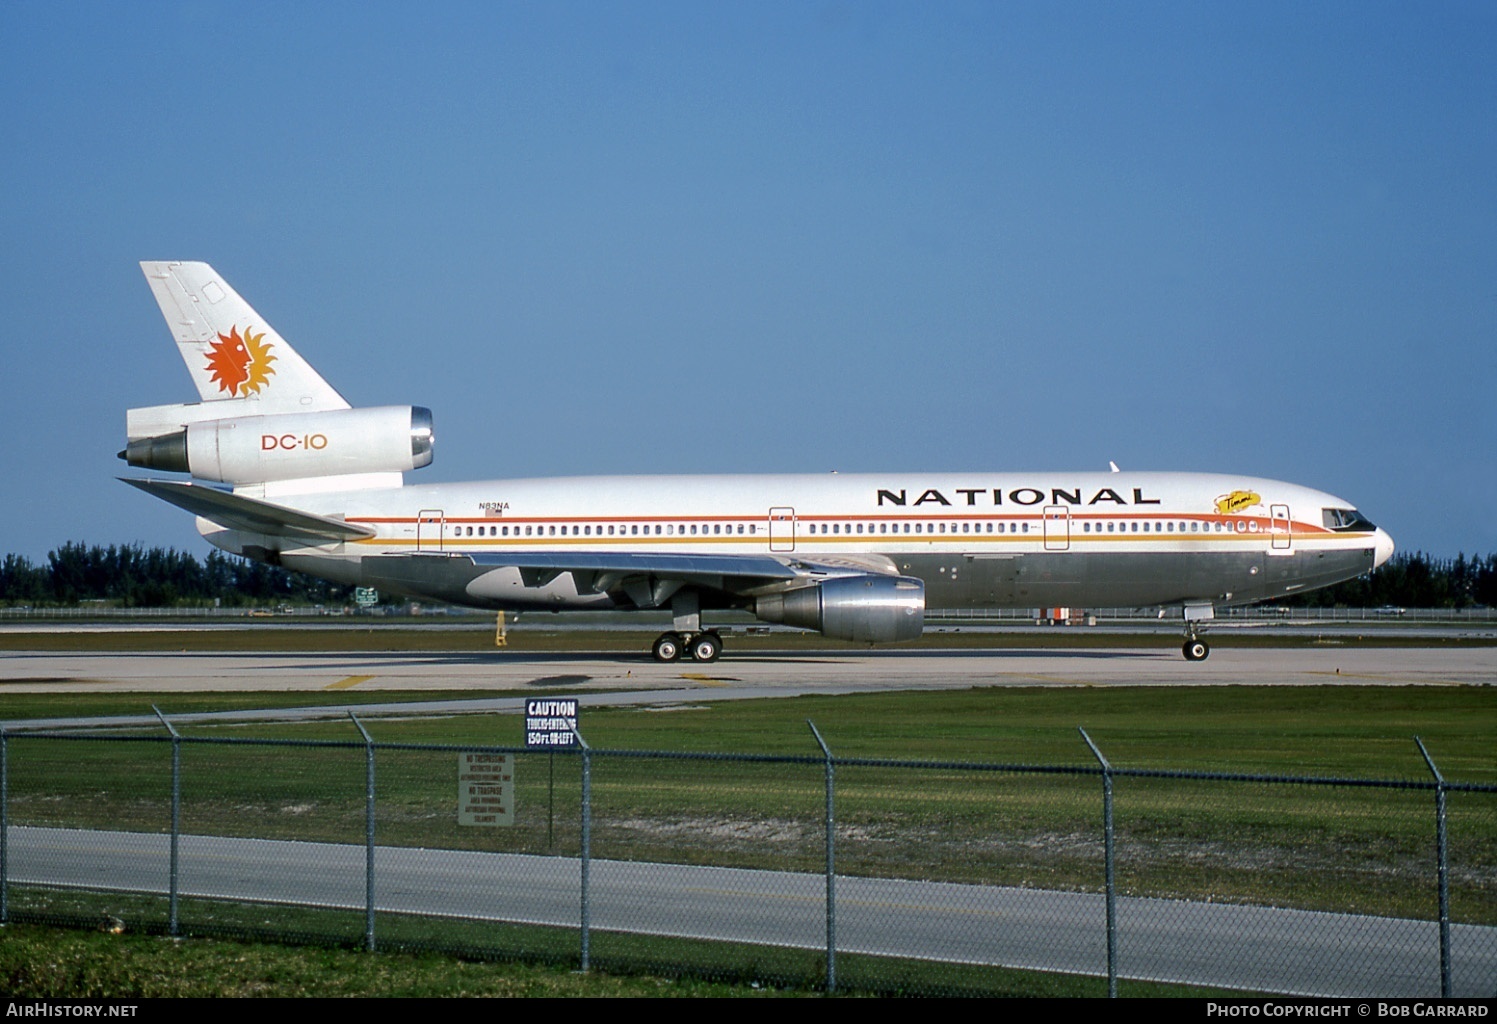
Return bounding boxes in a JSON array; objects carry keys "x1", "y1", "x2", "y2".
[{"x1": 204, "y1": 326, "x2": 276, "y2": 396}]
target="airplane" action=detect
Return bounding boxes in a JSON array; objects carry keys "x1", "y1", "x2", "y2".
[{"x1": 121, "y1": 261, "x2": 1395, "y2": 663}]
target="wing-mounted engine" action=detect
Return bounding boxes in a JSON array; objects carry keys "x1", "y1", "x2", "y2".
[
  {"x1": 753, "y1": 575, "x2": 925, "y2": 643},
  {"x1": 121, "y1": 404, "x2": 434, "y2": 485}
]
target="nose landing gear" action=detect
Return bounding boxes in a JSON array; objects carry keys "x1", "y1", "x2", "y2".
[{"x1": 1181, "y1": 602, "x2": 1214, "y2": 661}]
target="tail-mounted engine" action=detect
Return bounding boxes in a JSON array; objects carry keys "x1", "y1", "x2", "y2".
[
  {"x1": 121, "y1": 405, "x2": 434, "y2": 485},
  {"x1": 754, "y1": 575, "x2": 925, "y2": 643}
]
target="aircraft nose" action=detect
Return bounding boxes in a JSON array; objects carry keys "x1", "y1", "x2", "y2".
[{"x1": 1373, "y1": 527, "x2": 1395, "y2": 569}]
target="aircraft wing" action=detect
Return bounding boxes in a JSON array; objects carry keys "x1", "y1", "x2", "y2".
[
  {"x1": 465, "y1": 550, "x2": 797, "y2": 592},
  {"x1": 461, "y1": 549, "x2": 903, "y2": 607},
  {"x1": 469, "y1": 550, "x2": 796, "y2": 578},
  {"x1": 120, "y1": 478, "x2": 376, "y2": 542}
]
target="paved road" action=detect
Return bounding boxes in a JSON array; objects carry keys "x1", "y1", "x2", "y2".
[{"x1": 9, "y1": 825, "x2": 1493, "y2": 997}]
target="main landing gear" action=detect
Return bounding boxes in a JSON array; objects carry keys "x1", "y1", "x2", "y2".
[
  {"x1": 652, "y1": 631, "x2": 723, "y2": 663},
  {"x1": 652, "y1": 591, "x2": 723, "y2": 662}
]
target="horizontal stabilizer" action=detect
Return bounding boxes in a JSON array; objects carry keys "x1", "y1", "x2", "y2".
[{"x1": 120, "y1": 478, "x2": 375, "y2": 542}]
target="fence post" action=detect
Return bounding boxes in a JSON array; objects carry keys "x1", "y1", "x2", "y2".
[
  {"x1": 1, "y1": 728, "x2": 7, "y2": 926},
  {"x1": 350, "y1": 713, "x2": 377, "y2": 953},
  {"x1": 152, "y1": 706, "x2": 181, "y2": 938},
  {"x1": 807, "y1": 721, "x2": 836, "y2": 994},
  {"x1": 1415, "y1": 736, "x2": 1451, "y2": 998},
  {"x1": 1079, "y1": 728, "x2": 1117, "y2": 998},
  {"x1": 573, "y1": 726, "x2": 592, "y2": 973}
]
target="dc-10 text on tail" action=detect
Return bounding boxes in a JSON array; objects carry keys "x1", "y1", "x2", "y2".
[{"x1": 121, "y1": 262, "x2": 1394, "y2": 662}]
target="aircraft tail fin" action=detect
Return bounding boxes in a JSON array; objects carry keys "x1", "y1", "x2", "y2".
[{"x1": 140, "y1": 262, "x2": 350, "y2": 412}]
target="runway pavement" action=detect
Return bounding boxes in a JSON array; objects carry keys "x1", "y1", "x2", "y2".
[
  {"x1": 3, "y1": 644, "x2": 1490, "y2": 731},
  {"x1": 2, "y1": 645, "x2": 1493, "y2": 695}
]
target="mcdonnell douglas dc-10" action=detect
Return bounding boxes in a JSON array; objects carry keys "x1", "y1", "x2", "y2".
[{"x1": 122, "y1": 262, "x2": 1394, "y2": 662}]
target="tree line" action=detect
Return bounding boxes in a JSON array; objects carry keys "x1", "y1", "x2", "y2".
[
  {"x1": 0, "y1": 543, "x2": 352, "y2": 607},
  {"x1": 1289, "y1": 551, "x2": 1497, "y2": 609},
  {"x1": 0, "y1": 543, "x2": 1493, "y2": 609}
]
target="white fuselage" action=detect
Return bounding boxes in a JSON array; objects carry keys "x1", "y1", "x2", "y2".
[{"x1": 204, "y1": 470, "x2": 1393, "y2": 613}]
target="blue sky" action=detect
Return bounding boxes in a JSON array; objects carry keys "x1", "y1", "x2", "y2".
[{"x1": 2, "y1": 1, "x2": 1493, "y2": 562}]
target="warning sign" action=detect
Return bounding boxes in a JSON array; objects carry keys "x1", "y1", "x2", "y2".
[
  {"x1": 458, "y1": 752, "x2": 514, "y2": 826},
  {"x1": 525, "y1": 698, "x2": 579, "y2": 749}
]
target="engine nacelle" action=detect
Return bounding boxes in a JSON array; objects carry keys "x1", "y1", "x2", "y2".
[
  {"x1": 122, "y1": 406, "x2": 434, "y2": 484},
  {"x1": 753, "y1": 575, "x2": 925, "y2": 643}
]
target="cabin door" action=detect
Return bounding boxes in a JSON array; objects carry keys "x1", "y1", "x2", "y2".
[
  {"x1": 417, "y1": 509, "x2": 445, "y2": 552},
  {"x1": 1270, "y1": 504, "x2": 1292, "y2": 552},
  {"x1": 768, "y1": 507, "x2": 796, "y2": 552},
  {"x1": 1043, "y1": 506, "x2": 1071, "y2": 551}
]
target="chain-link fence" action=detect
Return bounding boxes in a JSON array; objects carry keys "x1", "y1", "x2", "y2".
[{"x1": 1, "y1": 721, "x2": 1492, "y2": 997}]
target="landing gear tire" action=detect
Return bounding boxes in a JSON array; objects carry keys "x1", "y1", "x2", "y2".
[
  {"x1": 688, "y1": 632, "x2": 722, "y2": 663},
  {"x1": 652, "y1": 632, "x2": 684, "y2": 662},
  {"x1": 1183, "y1": 639, "x2": 1210, "y2": 661}
]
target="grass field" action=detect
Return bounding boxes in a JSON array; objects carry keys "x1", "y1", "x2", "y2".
[{"x1": 2, "y1": 633, "x2": 1493, "y2": 997}]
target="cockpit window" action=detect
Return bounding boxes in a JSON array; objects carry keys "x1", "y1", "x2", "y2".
[{"x1": 1323, "y1": 508, "x2": 1376, "y2": 532}]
